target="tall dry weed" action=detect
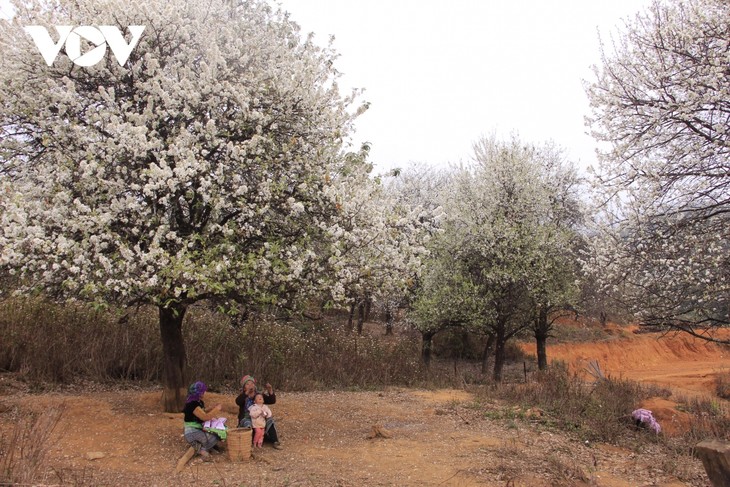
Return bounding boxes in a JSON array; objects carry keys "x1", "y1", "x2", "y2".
[
  {"x1": 485, "y1": 363, "x2": 651, "y2": 443},
  {"x1": 0, "y1": 297, "x2": 429, "y2": 391},
  {"x1": 0, "y1": 405, "x2": 64, "y2": 485},
  {"x1": 0, "y1": 298, "x2": 160, "y2": 384},
  {"x1": 714, "y1": 370, "x2": 730, "y2": 399}
]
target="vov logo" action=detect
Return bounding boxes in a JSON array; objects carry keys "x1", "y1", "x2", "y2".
[{"x1": 24, "y1": 25, "x2": 146, "y2": 67}]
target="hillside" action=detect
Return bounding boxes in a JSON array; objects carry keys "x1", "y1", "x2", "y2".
[{"x1": 542, "y1": 324, "x2": 730, "y2": 398}]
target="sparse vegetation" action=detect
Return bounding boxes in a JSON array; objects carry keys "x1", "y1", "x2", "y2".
[
  {"x1": 480, "y1": 363, "x2": 651, "y2": 443},
  {"x1": 0, "y1": 405, "x2": 64, "y2": 485},
  {"x1": 715, "y1": 370, "x2": 730, "y2": 399},
  {"x1": 0, "y1": 297, "x2": 726, "y2": 486},
  {"x1": 673, "y1": 394, "x2": 730, "y2": 445}
]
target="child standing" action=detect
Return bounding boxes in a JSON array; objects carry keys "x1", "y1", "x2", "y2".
[{"x1": 248, "y1": 393, "x2": 272, "y2": 447}]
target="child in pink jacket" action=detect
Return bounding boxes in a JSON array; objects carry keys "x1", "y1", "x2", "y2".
[{"x1": 248, "y1": 393, "x2": 273, "y2": 447}]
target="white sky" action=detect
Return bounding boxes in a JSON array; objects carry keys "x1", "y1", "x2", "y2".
[
  {"x1": 1, "y1": 0, "x2": 653, "y2": 174},
  {"x1": 277, "y1": 0, "x2": 652, "y2": 174}
]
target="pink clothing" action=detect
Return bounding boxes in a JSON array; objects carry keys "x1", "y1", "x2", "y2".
[
  {"x1": 253, "y1": 427, "x2": 265, "y2": 447},
  {"x1": 632, "y1": 408, "x2": 661, "y2": 433},
  {"x1": 248, "y1": 404, "x2": 272, "y2": 429},
  {"x1": 203, "y1": 417, "x2": 227, "y2": 430}
]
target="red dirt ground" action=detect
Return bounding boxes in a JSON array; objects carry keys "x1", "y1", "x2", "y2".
[
  {"x1": 530, "y1": 322, "x2": 730, "y2": 438},
  {"x1": 2, "y1": 323, "x2": 728, "y2": 486}
]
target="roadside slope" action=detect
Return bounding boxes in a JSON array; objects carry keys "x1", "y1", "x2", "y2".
[{"x1": 540, "y1": 327, "x2": 730, "y2": 396}]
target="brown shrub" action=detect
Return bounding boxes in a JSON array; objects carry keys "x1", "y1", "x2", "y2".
[
  {"x1": 715, "y1": 370, "x2": 730, "y2": 399},
  {"x1": 0, "y1": 405, "x2": 64, "y2": 485},
  {"x1": 0, "y1": 298, "x2": 429, "y2": 391}
]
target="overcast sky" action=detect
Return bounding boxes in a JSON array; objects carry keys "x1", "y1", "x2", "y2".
[
  {"x1": 1, "y1": 0, "x2": 653, "y2": 174},
  {"x1": 277, "y1": 0, "x2": 652, "y2": 174}
]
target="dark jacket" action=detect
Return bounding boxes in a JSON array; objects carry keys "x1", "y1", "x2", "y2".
[{"x1": 236, "y1": 390, "x2": 276, "y2": 423}]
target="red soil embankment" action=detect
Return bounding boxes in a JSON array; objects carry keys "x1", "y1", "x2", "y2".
[
  {"x1": 523, "y1": 325, "x2": 730, "y2": 436},
  {"x1": 531, "y1": 325, "x2": 730, "y2": 397}
]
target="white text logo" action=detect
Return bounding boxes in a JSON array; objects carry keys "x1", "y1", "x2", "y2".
[{"x1": 24, "y1": 25, "x2": 146, "y2": 67}]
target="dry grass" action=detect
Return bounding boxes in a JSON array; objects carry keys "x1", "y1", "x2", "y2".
[
  {"x1": 670, "y1": 393, "x2": 730, "y2": 449},
  {"x1": 0, "y1": 297, "x2": 435, "y2": 392},
  {"x1": 483, "y1": 363, "x2": 692, "y2": 444},
  {"x1": 714, "y1": 369, "x2": 730, "y2": 399},
  {"x1": 0, "y1": 298, "x2": 161, "y2": 384},
  {"x1": 0, "y1": 404, "x2": 65, "y2": 485}
]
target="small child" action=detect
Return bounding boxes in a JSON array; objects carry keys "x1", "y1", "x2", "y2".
[{"x1": 248, "y1": 392, "x2": 272, "y2": 447}]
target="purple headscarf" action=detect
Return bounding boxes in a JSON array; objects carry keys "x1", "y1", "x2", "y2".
[{"x1": 186, "y1": 381, "x2": 207, "y2": 403}]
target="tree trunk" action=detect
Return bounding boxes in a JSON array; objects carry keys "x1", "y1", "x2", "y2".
[
  {"x1": 481, "y1": 333, "x2": 495, "y2": 374},
  {"x1": 364, "y1": 297, "x2": 372, "y2": 323},
  {"x1": 385, "y1": 305, "x2": 393, "y2": 336},
  {"x1": 347, "y1": 301, "x2": 355, "y2": 333},
  {"x1": 159, "y1": 303, "x2": 188, "y2": 412},
  {"x1": 535, "y1": 307, "x2": 549, "y2": 370},
  {"x1": 421, "y1": 330, "x2": 436, "y2": 366},
  {"x1": 493, "y1": 326, "x2": 506, "y2": 382},
  {"x1": 535, "y1": 333, "x2": 548, "y2": 371},
  {"x1": 357, "y1": 301, "x2": 365, "y2": 335}
]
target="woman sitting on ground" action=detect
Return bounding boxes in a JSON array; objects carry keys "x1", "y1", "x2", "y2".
[
  {"x1": 235, "y1": 375, "x2": 283, "y2": 449},
  {"x1": 183, "y1": 381, "x2": 223, "y2": 460}
]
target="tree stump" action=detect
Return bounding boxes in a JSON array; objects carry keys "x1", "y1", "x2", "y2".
[{"x1": 695, "y1": 439, "x2": 730, "y2": 487}]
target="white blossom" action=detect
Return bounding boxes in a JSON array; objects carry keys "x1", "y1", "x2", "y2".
[
  {"x1": 585, "y1": 0, "x2": 730, "y2": 334},
  {"x1": 0, "y1": 0, "x2": 371, "y2": 310}
]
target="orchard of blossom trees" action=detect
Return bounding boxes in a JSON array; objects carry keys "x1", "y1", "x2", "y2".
[
  {"x1": 410, "y1": 136, "x2": 582, "y2": 381},
  {"x1": 0, "y1": 0, "x2": 727, "y2": 399}
]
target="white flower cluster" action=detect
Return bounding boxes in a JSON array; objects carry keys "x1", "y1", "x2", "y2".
[
  {"x1": 0, "y1": 0, "x2": 416, "y2": 311},
  {"x1": 318, "y1": 156, "x2": 438, "y2": 308},
  {"x1": 585, "y1": 0, "x2": 730, "y2": 330}
]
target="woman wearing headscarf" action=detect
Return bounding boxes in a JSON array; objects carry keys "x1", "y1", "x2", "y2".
[
  {"x1": 235, "y1": 375, "x2": 283, "y2": 449},
  {"x1": 183, "y1": 381, "x2": 223, "y2": 460}
]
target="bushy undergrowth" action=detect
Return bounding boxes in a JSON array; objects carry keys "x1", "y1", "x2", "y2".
[
  {"x1": 478, "y1": 362, "x2": 730, "y2": 457},
  {"x1": 0, "y1": 405, "x2": 63, "y2": 485},
  {"x1": 485, "y1": 363, "x2": 660, "y2": 443},
  {"x1": 0, "y1": 297, "x2": 429, "y2": 391},
  {"x1": 673, "y1": 394, "x2": 730, "y2": 444},
  {"x1": 197, "y1": 316, "x2": 429, "y2": 391},
  {"x1": 0, "y1": 298, "x2": 161, "y2": 383}
]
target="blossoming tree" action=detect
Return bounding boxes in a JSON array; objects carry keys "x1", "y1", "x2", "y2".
[
  {"x1": 413, "y1": 135, "x2": 581, "y2": 380},
  {"x1": 337, "y1": 165, "x2": 437, "y2": 335},
  {"x1": 0, "y1": 0, "x2": 371, "y2": 411},
  {"x1": 585, "y1": 0, "x2": 730, "y2": 340}
]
